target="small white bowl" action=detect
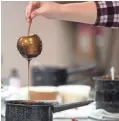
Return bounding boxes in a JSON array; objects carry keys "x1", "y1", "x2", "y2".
[{"x1": 58, "y1": 85, "x2": 91, "y2": 104}]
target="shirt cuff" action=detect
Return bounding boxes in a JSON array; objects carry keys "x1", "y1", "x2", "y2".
[{"x1": 94, "y1": 1, "x2": 101, "y2": 26}]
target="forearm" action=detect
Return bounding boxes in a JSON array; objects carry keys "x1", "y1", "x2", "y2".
[
  {"x1": 56, "y1": 2, "x2": 97, "y2": 24},
  {"x1": 55, "y1": 1, "x2": 119, "y2": 28}
]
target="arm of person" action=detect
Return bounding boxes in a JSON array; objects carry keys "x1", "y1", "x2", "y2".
[
  {"x1": 56, "y1": 1, "x2": 119, "y2": 28},
  {"x1": 57, "y1": 2, "x2": 97, "y2": 24}
]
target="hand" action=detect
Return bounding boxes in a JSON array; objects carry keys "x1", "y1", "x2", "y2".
[{"x1": 25, "y1": 1, "x2": 61, "y2": 22}]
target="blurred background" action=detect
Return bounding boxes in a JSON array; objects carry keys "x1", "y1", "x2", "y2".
[{"x1": 1, "y1": 1, "x2": 119, "y2": 88}]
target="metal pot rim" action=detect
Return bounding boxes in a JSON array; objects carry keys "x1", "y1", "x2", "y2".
[
  {"x1": 5, "y1": 100, "x2": 57, "y2": 107},
  {"x1": 93, "y1": 76, "x2": 119, "y2": 81}
]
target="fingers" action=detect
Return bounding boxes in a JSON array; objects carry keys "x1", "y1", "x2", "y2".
[
  {"x1": 31, "y1": 9, "x2": 39, "y2": 19},
  {"x1": 25, "y1": 2, "x2": 33, "y2": 22}
]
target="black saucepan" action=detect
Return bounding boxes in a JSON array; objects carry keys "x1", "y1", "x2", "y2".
[
  {"x1": 5, "y1": 100, "x2": 93, "y2": 121},
  {"x1": 31, "y1": 65, "x2": 105, "y2": 86}
]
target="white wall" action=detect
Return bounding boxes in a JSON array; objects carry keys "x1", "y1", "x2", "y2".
[{"x1": 1, "y1": 1, "x2": 75, "y2": 86}]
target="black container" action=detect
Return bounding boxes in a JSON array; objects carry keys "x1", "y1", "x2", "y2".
[
  {"x1": 94, "y1": 76, "x2": 119, "y2": 113},
  {"x1": 31, "y1": 65, "x2": 105, "y2": 86},
  {"x1": 5, "y1": 100, "x2": 93, "y2": 121}
]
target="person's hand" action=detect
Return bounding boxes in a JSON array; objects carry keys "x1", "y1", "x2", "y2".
[{"x1": 25, "y1": 1, "x2": 61, "y2": 22}]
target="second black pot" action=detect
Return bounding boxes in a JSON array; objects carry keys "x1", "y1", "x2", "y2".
[
  {"x1": 5, "y1": 100, "x2": 93, "y2": 121},
  {"x1": 94, "y1": 76, "x2": 119, "y2": 113}
]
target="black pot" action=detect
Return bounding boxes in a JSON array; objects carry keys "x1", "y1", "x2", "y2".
[
  {"x1": 94, "y1": 76, "x2": 119, "y2": 113},
  {"x1": 5, "y1": 100, "x2": 93, "y2": 121},
  {"x1": 31, "y1": 65, "x2": 105, "y2": 86}
]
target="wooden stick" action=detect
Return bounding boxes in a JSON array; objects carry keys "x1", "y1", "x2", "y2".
[{"x1": 28, "y1": 19, "x2": 32, "y2": 36}]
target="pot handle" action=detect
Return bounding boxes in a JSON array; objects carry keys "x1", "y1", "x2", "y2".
[
  {"x1": 67, "y1": 66, "x2": 106, "y2": 77},
  {"x1": 67, "y1": 65, "x2": 96, "y2": 75},
  {"x1": 52, "y1": 100, "x2": 93, "y2": 113}
]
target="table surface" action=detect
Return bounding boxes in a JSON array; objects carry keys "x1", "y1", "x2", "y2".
[{"x1": 1, "y1": 115, "x2": 100, "y2": 121}]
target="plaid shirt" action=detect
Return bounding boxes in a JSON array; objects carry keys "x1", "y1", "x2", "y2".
[{"x1": 94, "y1": 1, "x2": 119, "y2": 29}]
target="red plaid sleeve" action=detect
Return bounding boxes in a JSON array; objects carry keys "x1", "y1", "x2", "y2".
[{"x1": 94, "y1": 1, "x2": 119, "y2": 29}]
